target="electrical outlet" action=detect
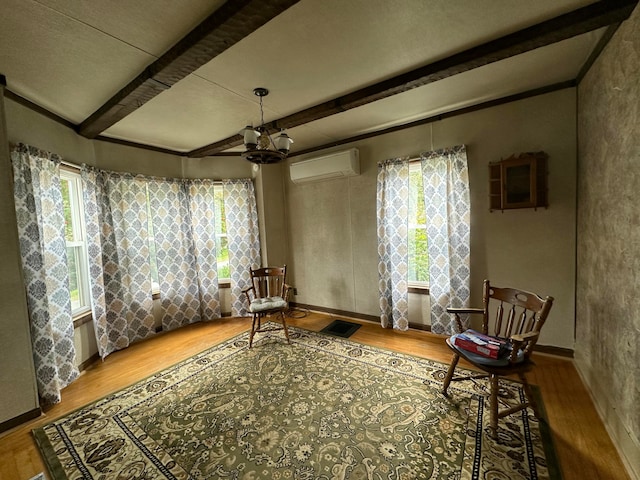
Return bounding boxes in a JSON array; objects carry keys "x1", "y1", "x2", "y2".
[{"x1": 293, "y1": 288, "x2": 298, "y2": 295}]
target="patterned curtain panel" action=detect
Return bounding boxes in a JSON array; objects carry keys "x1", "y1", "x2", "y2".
[
  {"x1": 81, "y1": 166, "x2": 155, "y2": 359},
  {"x1": 376, "y1": 157, "x2": 410, "y2": 330},
  {"x1": 148, "y1": 177, "x2": 221, "y2": 331},
  {"x1": 421, "y1": 145, "x2": 471, "y2": 334},
  {"x1": 223, "y1": 179, "x2": 261, "y2": 317},
  {"x1": 148, "y1": 178, "x2": 201, "y2": 331},
  {"x1": 11, "y1": 144, "x2": 78, "y2": 404},
  {"x1": 188, "y1": 179, "x2": 221, "y2": 321}
]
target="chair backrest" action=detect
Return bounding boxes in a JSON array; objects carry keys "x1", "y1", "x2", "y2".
[
  {"x1": 250, "y1": 266, "x2": 287, "y2": 299},
  {"x1": 480, "y1": 279, "x2": 554, "y2": 355}
]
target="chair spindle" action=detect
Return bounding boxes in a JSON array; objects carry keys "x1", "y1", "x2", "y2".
[
  {"x1": 495, "y1": 303, "x2": 504, "y2": 336},
  {"x1": 516, "y1": 309, "x2": 527, "y2": 334},
  {"x1": 505, "y1": 305, "x2": 516, "y2": 337}
]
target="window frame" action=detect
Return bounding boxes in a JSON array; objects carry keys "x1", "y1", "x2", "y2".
[
  {"x1": 213, "y1": 183, "x2": 230, "y2": 283},
  {"x1": 408, "y1": 161, "x2": 429, "y2": 289},
  {"x1": 60, "y1": 167, "x2": 91, "y2": 316}
]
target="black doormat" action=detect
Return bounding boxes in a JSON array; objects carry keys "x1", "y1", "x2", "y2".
[{"x1": 321, "y1": 319, "x2": 361, "y2": 338}]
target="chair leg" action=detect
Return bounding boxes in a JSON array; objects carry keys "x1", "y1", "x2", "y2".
[
  {"x1": 518, "y1": 372, "x2": 539, "y2": 418},
  {"x1": 280, "y1": 311, "x2": 290, "y2": 344},
  {"x1": 442, "y1": 353, "x2": 460, "y2": 395},
  {"x1": 489, "y1": 374, "x2": 499, "y2": 438},
  {"x1": 249, "y1": 314, "x2": 258, "y2": 348}
]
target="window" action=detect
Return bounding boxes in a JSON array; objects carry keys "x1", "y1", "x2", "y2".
[
  {"x1": 213, "y1": 184, "x2": 230, "y2": 281},
  {"x1": 60, "y1": 169, "x2": 91, "y2": 315},
  {"x1": 408, "y1": 162, "x2": 428, "y2": 285},
  {"x1": 63, "y1": 176, "x2": 230, "y2": 304},
  {"x1": 145, "y1": 183, "x2": 230, "y2": 287}
]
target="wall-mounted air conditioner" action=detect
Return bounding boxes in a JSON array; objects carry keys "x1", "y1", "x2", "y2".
[{"x1": 290, "y1": 148, "x2": 360, "y2": 184}]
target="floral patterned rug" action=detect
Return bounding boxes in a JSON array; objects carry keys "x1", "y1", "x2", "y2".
[{"x1": 34, "y1": 325, "x2": 561, "y2": 479}]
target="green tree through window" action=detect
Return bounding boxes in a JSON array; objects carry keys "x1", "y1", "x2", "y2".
[
  {"x1": 214, "y1": 185, "x2": 230, "y2": 279},
  {"x1": 409, "y1": 163, "x2": 429, "y2": 284},
  {"x1": 60, "y1": 170, "x2": 90, "y2": 313}
]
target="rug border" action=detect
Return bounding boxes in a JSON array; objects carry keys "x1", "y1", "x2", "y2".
[
  {"x1": 33, "y1": 323, "x2": 563, "y2": 480},
  {"x1": 33, "y1": 425, "x2": 66, "y2": 480}
]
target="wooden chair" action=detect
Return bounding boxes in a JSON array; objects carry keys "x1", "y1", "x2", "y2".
[
  {"x1": 442, "y1": 279, "x2": 554, "y2": 437},
  {"x1": 242, "y1": 266, "x2": 292, "y2": 348}
]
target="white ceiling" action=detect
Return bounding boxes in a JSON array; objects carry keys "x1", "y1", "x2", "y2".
[{"x1": 0, "y1": 0, "x2": 618, "y2": 156}]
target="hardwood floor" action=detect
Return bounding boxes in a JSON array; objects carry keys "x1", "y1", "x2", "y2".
[{"x1": 0, "y1": 312, "x2": 630, "y2": 480}]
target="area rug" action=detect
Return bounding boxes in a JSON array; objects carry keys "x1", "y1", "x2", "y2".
[
  {"x1": 33, "y1": 325, "x2": 560, "y2": 479},
  {"x1": 320, "y1": 319, "x2": 361, "y2": 338}
]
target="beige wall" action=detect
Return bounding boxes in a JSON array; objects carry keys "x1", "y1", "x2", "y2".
[
  {"x1": 576, "y1": 5, "x2": 640, "y2": 478},
  {"x1": 0, "y1": 86, "x2": 39, "y2": 425},
  {"x1": 284, "y1": 89, "x2": 577, "y2": 348},
  {"x1": 255, "y1": 162, "x2": 289, "y2": 268}
]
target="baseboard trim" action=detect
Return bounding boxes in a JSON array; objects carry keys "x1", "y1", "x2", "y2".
[
  {"x1": 289, "y1": 303, "x2": 576, "y2": 353},
  {"x1": 289, "y1": 302, "x2": 432, "y2": 332},
  {"x1": 409, "y1": 322, "x2": 432, "y2": 332},
  {"x1": 289, "y1": 302, "x2": 379, "y2": 323},
  {"x1": 0, "y1": 407, "x2": 41, "y2": 435},
  {"x1": 535, "y1": 344, "x2": 574, "y2": 358},
  {"x1": 78, "y1": 352, "x2": 101, "y2": 372}
]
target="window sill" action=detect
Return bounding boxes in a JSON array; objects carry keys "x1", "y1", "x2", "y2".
[
  {"x1": 151, "y1": 282, "x2": 230, "y2": 300},
  {"x1": 72, "y1": 310, "x2": 93, "y2": 329},
  {"x1": 408, "y1": 285, "x2": 430, "y2": 295}
]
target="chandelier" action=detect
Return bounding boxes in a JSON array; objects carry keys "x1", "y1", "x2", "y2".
[{"x1": 239, "y1": 88, "x2": 293, "y2": 164}]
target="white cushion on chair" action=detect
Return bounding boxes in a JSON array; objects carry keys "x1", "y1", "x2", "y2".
[{"x1": 249, "y1": 296, "x2": 287, "y2": 313}]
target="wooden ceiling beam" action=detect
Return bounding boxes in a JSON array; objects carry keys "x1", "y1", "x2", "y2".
[
  {"x1": 78, "y1": 0, "x2": 300, "y2": 138},
  {"x1": 189, "y1": 0, "x2": 638, "y2": 158}
]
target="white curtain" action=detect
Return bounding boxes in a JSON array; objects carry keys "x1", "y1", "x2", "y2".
[
  {"x1": 223, "y1": 179, "x2": 261, "y2": 317},
  {"x1": 11, "y1": 144, "x2": 78, "y2": 404},
  {"x1": 421, "y1": 145, "x2": 471, "y2": 334},
  {"x1": 376, "y1": 157, "x2": 410, "y2": 330}
]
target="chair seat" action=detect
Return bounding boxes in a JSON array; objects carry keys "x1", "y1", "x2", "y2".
[
  {"x1": 249, "y1": 296, "x2": 287, "y2": 313},
  {"x1": 448, "y1": 335, "x2": 524, "y2": 367}
]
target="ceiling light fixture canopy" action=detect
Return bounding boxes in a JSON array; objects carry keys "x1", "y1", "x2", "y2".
[{"x1": 240, "y1": 87, "x2": 293, "y2": 164}]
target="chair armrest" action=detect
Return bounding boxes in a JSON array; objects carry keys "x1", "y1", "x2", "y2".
[
  {"x1": 446, "y1": 308, "x2": 484, "y2": 315},
  {"x1": 509, "y1": 331, "x2": 539, "y2": 362},
  {"x1": 283, "y1": 284, "x2": 293, "y2": 302},
  {"x1": 447, "y1": 307, "x2": 484, "y2": 333},
  {"x1": 511, "y1": 331, "x2": 539, "y2": 343},
  {"x1": 242, "y1": 285, "x2": 256, "y2": 303}
]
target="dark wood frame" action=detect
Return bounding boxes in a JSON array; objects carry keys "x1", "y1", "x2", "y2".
[{"x1": 489, "y1": 152, "x2": 548, "y2": 212}]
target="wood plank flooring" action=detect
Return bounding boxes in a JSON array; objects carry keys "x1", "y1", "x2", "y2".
[{"x1": 0, "y1": 312, "x2": 630, "y2": 480}]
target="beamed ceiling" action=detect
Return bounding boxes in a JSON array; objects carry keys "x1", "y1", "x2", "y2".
[{"x1": 1, "y1": 0, "x2": 638, "y2": 159}]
